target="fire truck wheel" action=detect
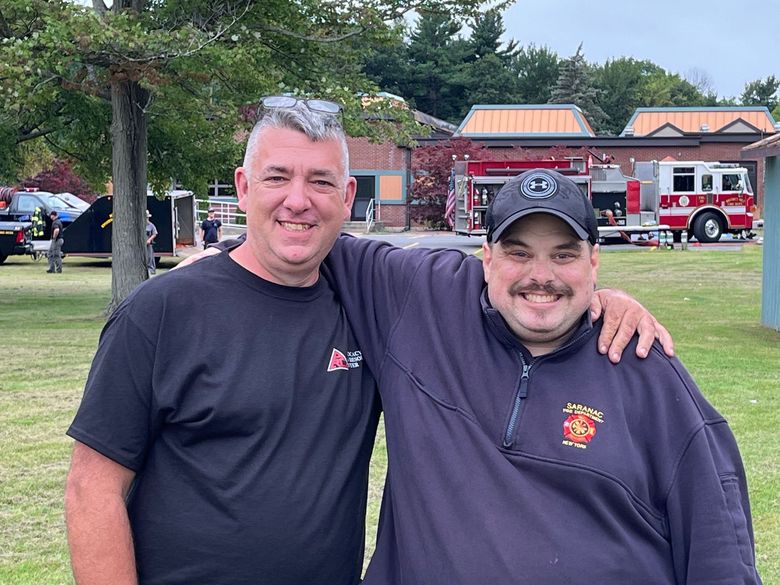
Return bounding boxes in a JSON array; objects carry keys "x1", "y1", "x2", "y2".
[{"x1": 692, "y1": 212, "x2": 723, "y2": 243}]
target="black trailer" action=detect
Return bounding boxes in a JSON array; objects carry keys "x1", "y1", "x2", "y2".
[{"x1": 62, "y1": 191, "x2": 196, "y2": 258}]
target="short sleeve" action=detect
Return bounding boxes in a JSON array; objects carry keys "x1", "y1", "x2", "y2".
[{"x1": 66, "y1": 303, "x2": 160, "y2": 472}]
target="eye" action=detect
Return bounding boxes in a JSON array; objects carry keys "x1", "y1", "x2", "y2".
[
  {"x1": 507, "y1": 249, "x2": 530, "y2": 259},
  {"x1": 312, "y1": 179, "x2": 336, "y2": 188},
  {"x1": 553, "y1": 252, "x2": 578, "y2": 262}
]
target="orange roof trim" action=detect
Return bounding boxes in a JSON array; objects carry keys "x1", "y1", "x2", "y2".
[
  {"x1": 622, "y1": 107, "x2": 777, "y2": 136},
  {"x1": 455, "y1": 105, "x2": 595, "y2": 137}
]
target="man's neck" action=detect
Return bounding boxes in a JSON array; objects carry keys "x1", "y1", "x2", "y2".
[
  {"x1": 521, "y1": 314, "x2": 589, "y2": 357},
  {"x1": 229, "y1": 242, "x2": 320, "y2": 288}
]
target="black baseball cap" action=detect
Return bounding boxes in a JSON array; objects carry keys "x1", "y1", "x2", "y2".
[{"x1": 485, "y1": 169, "x2": 598, "y2": 245}]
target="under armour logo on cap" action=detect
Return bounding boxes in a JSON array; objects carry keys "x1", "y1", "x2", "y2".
[{"x1": 520, "y1": 172, "x2": 557, "y2": 199}]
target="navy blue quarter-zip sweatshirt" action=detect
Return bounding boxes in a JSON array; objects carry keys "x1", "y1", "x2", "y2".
[{"x1": 323, "y1": 235, "x2": 761, "y2": 585}]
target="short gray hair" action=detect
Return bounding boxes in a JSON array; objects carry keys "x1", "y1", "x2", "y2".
[{"x1": 242, "y1": 104, "x2": 350, "y2": 182}]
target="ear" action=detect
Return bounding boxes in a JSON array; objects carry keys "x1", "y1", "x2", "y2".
[
  {"x1": 342, "y1": 176, "x2": 357, "y2": 221},
  {"x1": 235, "y1": 167, "x2": 249, "y2": 212},
  {"x1": 590, "y1": 243, "x2": 600, "y2": 285},
  {"x1": 482, "y1": 242, "x2": 493, "y2": 283}
]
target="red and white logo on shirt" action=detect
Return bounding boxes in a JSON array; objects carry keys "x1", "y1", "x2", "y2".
[
  {"x1": 327, "y1": 348, "x2": 350, "y2": 372},
  {"x1": 327, "y1": 348, "x2": 363, "y2": 372}
]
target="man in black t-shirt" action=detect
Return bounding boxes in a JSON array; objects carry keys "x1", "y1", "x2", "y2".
[
  {"x1": 66, "y1": 100, "x2": 381, "y2": 585},
  {"x1": 200, "y1": 207, "x2": 222, "y2": 248}
]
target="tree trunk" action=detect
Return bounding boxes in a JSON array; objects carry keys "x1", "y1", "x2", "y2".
[{"x1": 106, "y1": 79, "x2": 149, "y2": 315}]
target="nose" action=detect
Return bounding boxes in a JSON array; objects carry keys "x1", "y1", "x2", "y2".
[
  {"x1": 283, "y1": 177, "x2": 311, "y2": 213},
  {"x1": 527, "y1": 258, "x2": 555, "y2": 285}
]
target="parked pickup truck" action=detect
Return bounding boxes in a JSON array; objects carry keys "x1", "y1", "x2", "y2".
[
  {"x1": 0, "y1": 187, "x2": 84, "y2": 240},
  {"x1": 0, "y1": 221, "x2": 33, "y2": 264}
]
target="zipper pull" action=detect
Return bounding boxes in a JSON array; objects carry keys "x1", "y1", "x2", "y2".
[
  {"x1": 519, "y1": 364, "x2": 530, "y2": 398},
  {"x1": 502, "y1": 363, "x2": 532, "y2": 448}
]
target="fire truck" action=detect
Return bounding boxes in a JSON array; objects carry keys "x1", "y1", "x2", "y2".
[
  {"x1": 630, "y1": 161, "x2": 754, "y2": 243},
  {"x1": 452, "y1": 158, "x2": 755, "y2": 243}
]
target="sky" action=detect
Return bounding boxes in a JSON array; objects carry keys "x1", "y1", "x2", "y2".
[{"x1": 502, "y1": 0, "x2": 777, "y2": 100}]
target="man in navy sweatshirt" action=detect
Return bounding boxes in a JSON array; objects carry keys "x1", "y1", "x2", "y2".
[{"x1": 321, "y1": 169, "x2": 762, "y2": 584}]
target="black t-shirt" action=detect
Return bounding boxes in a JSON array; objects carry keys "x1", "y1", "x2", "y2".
[
  {"x1": 68, "y1": 251, "x2": 380, "y2": 585},
  {"x1": 201, "y1": 218, "x2": 222, "y2": 243}
]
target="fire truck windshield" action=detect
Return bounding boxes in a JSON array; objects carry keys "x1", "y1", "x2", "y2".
[{"x1": 743, "y1": 174, "x2": 754, "y2": 194}]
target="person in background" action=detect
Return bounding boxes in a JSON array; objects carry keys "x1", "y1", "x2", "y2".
[
  {"x1": 46, "y1": 210, "x2": 64, "y2": 273},
  {"x1": 145, "y1": 210, "x2": 158, "y2": 276},
  {"x1": 200, "y1": 207, "x2": 222, "y2": 249}
]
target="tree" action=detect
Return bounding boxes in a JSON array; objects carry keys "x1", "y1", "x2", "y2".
[
  {"x1": 22, "y1": 159, "x2": 98, "y2": 201},
  {"x1": 461, "y1": 9, "x2": 520, "y2": 110},
  {"x1": 409, "y1": 138, "x2": 489, "y2": 228},
  {"x1": 0, "y1": 0, "x2": 489, "y2": 312},
  {"x1": 511, "y1": 44, "x2": 560, "y2": 104},
  {"x1": 593, "y1": 58, "x2": 646, "y2": 136},
  {"x1": 392, "y1": 11, "x2": 470, "y2": 122},
  {"x1": 639, "y1": 69, "x2": 710, "y2": 108},
  {"x1": 549, "y1": 44, "x2": 608, "y2": 133},
  {"x1": 741, "y1": 75, "x2": 780, "y2": 113},
  {"x1": 685, "y1": 67, "x2": 717, "y2": 101}
]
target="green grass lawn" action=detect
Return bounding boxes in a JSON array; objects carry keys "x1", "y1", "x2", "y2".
[{"x1": 1, "y1": 246, "x2": 777, "y2": 583}]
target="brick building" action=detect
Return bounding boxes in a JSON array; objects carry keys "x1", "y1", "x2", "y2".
[{"x1": 348, "y1": 110, "x2": 455, "y2": 228}]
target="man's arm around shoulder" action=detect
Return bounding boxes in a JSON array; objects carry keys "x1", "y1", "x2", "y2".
[{"x1": 65, "y1": 442, "x2": 138, "y2": 585}]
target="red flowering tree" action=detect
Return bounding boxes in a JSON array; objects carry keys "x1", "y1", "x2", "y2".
[
  {"x1": 409, "y1": 138, "x2": 492, "y2": 229},
  {"x1": 22, "y1": 160, "x2": 98, "y2": 203}
]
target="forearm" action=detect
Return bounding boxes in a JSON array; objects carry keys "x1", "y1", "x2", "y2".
[
  {"x1": 65, "y1": 442, "x2": 138, "y2": 585},
  {"x1": 65, "y1": 487, "x2": 137, "y2": 585}
]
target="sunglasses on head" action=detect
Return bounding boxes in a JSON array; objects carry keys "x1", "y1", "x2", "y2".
[{"x1": 260, "y1": 95, "x2": 342, "y2": 115}]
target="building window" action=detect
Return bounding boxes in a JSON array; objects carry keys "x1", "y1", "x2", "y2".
[{"x1": 207, "y1": 179, "x2": 235, "y2": 200}]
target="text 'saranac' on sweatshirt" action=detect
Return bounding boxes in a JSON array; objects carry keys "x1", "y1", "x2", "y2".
[{"x1": 322, "y1": 235, "x2": 762, "y2": 585}]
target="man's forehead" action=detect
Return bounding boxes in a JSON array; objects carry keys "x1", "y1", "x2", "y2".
[
  {"x1": 501, "y1": 213, "x2": 582, "y2": 243},
  {"x1": 254, "y1": 127, "x2": 344, "y2": 173},
  {"x1": 256, "y1": 126, "x2": 340, "y2": 153}
]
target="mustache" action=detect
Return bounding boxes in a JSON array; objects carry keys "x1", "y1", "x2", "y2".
[{"x1": 509, "y1": 282, "x2": 573, "y2": 297}]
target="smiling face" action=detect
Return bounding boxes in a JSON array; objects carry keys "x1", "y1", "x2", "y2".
[
  {"x1": 482, "y1": 213, "x2": 599, "y2": 356},
  {"x1": 232, "y1": 126, "x2": 356, "y2": 286}
]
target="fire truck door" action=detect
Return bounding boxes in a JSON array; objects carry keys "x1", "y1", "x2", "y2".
[{"x1": 701, "y1": 173, "x2": 714, "y2": 205}]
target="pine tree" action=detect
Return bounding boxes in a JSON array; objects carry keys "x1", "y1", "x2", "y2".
[
  {"x1": 550, "y1": 44, "x2": 608, "y2": 133},
  {"x1": 462, "y1": 9, "x2": 520, "y2": 110}
]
